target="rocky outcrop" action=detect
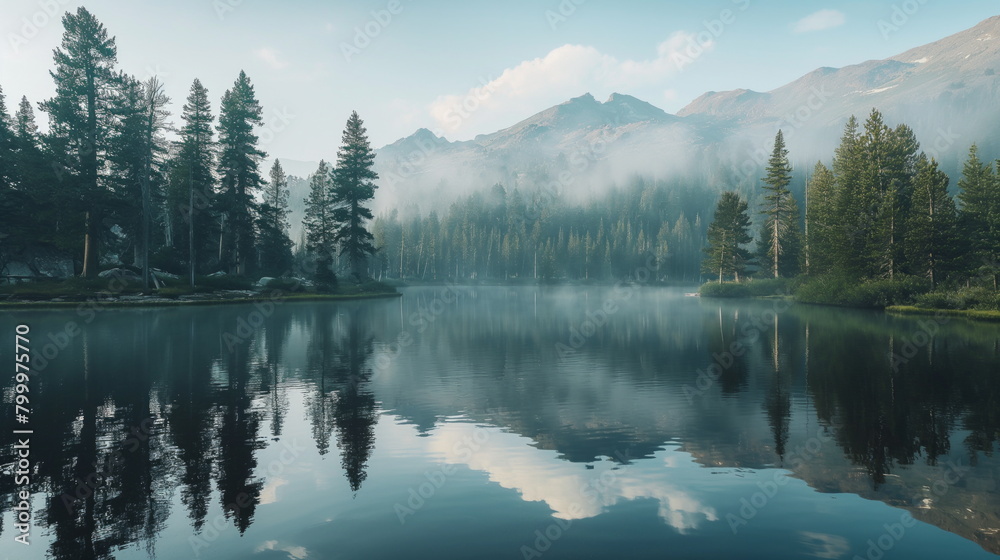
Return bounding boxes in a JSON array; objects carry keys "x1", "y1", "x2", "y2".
[{"x1": 0, "y1": 244, "x2": 75, "y2": 280}]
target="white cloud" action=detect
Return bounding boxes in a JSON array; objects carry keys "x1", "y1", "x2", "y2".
[
  {"x1": 255, "y1": 47, "x2": 288, "y2": 70},
  {"x1": 425, "y1": 423, "x2": 717, "y2": 532},
  {"x1": 427, "y1": 32, "x2": 713, "y2": 138},
  {"x1": 793, "y1": 9, "x2": 846, "y2": 34}
]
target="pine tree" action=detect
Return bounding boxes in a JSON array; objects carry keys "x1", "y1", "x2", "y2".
[
  {"x1": 171, "y1": 79, "x2": 215, "y2": 286},
  {"x1": 758, "y1": 130, "x2": 802, "y2": 278},
  {"x1": 906, "y1": 156, "x2": 958, "y2": 288},
  {"x1": 257, "y1": 160, "x2": 293, "y2": 276},
  {"x1": 702, "y1": 191, "x2": 752, "y2": 282},
  {"x1": 874, "y1": 123, "x2": 920, "y2": 279},
  {"x1": 303, "y1": 160, "x2": 337, "y2": 286},
  {"x1": 957, "y1": 144, "x2": 1000, "y2": 289},
  {"x1": 805, "y1": 161, "x2": 837, "y2": 275},
  {"x1": 331, "y1": 111, "x2": 379, "y2": 280},
  {"x1": 0, "y1": 86, "x2": 15, "y2": 270},
  {"x1": 832, "y1": 116, "x2": 867, "y2": 276},
  {"x1": 108, "y1": 75, "x2": 170, "y2": 288},
  {"x1": 6, "y1": 96, "x2": 62, "y2": 252},
  {"x1": 0, "y1": 85, "x2": 13, "y2": 193},
  {"x1": 216, "y1": 70, "x2": 265, "y2": 275},
  {"x1": 39, "y1": 7, "x2": 119, "y2": 276}
]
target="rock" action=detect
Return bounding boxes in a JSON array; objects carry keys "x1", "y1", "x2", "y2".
[
  {"x1": 1, "y1": 244, "x2": 75, "y2": 279},
  {"x1": 208, "y1": 271, "x2": 227, "y2": 277},
  {"x1": 152, "y1": 268, "x2": 180, "y2": 280},
  {"x1": 97, "y1": 268, "x2": 142, "y2": 281},
  {"x1": 256, "y1": 277, "x2": 277, "y2": 287}
]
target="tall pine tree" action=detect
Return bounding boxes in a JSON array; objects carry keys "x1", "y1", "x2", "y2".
[
  {"x1": 331, "y1": 111, "x2": 379, "y2": 280},
  {"x1": 758, "y1": 130, "x2": 802, "y2": 278},
  {"x1": 703, "y1": 191, "x2": 752, "y2": 282},
  {"x1": 257, "y1": 160, "x2": 293, "y2": 276},
  {"x1": 957, "y1": 144, "x2": 1000, "y2": 289},
  {"x1": 216, "y1": 70, "x2": 265, "y2": 275},
  {"x1": 108, "y1": 75, "x2": 170, "y2": 287},
  {"x1": 40, "y1": 7, "x2": 119, "y2": 276},
  {"x1": 906, "y1": 155, "x2": 958, "y2": 288},
  {"x1": 170, "y1": 78, "x2": 216, "y2": 286},
  {"x1": 304, "y1": 160, "x2": 337, "y2": 286},
  {"x1": 805, "y1": 161, "x2": 837, "y2": 276}
]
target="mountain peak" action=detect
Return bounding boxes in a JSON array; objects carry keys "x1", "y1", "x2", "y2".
[{"x1": 564, "y1": 92, "x2": 599, "y2": 105}]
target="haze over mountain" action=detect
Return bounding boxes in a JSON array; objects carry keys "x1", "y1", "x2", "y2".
[{"x1": 282, "y1": 14, "x2": 1000, "y2": 238}]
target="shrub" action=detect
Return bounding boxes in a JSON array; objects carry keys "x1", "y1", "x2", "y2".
[
  {"x1": 915, "y1": 287, "x2": 1000, "y2": 311},
  {"x1": 699, "y1": 282, "x2": 750, "y2": 298},
  {"x1": 745, "y1": 277, "x2": 800, "y2": 297},
  {"x1": 796, "y1": 275, "x2": 930, "y2": 308}
]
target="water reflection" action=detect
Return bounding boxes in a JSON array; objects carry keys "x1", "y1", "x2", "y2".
[{"x1": 0, "y1": 286, "x2": 998, "y2": 559}]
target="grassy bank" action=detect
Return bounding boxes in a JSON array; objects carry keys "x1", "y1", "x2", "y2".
[
  {"x1": 698, "y1": 278, "x2": 799, "y2": 298},
  {"x1": 885, "y1": 305, "x2": 1000, "y2": 322},
  {"x1": 700, "y1": 274, "x2": 1000, "y2": 322},
  {"x1": 0, "y1": 274, "x2": 399, "y2": 310},
  {"x1": 0, "y1": 290, "x2": 401, "y2": 311}
]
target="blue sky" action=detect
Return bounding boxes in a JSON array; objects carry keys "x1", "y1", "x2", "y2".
[{"x1": 1, "y1": 0, "x2": 998, "y2": 163}]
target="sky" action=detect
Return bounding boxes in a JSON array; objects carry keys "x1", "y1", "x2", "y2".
[{"x1": 2, "y1": 0, "x2": 999, "y2": 165}]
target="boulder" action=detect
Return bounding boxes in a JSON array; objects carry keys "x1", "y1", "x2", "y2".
[{"x1": 97, "y1": 268, "x2": 143, "y2": 282}]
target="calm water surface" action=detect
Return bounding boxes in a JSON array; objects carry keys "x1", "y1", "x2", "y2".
[{"x1": 1, "y1": 286, "x2": 998, "y2": 559}]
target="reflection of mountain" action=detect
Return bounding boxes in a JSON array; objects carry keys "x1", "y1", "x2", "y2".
[
  {"x1": 1, "y1": 288, "x2": 998, "y2": 556},
  {"x1": 367, "y1": 287, "x2": 1000, "y2": 554}
]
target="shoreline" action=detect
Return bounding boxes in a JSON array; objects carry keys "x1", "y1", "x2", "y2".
[
  {"x1": 0, "y1": 290, "x2": 402, "y2": 311},
  {"x1": 884, "y1": 305, "x2": 1000, "y2": 322}
]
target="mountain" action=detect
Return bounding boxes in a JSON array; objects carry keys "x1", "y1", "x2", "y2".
[
  {"x1": 677, "y1": 15, "x2": 1000, "y2": 154},
  {"x1": 282, "y1": 15, "x2": 1000, "y2": 217}
]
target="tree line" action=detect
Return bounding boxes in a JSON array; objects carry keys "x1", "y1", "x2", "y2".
[
  {"x1": 703, "y1": 109, "x2": 1000, "y2": 291},
  {"x1": 370, "y1": 182, "x2": 714, "y2": 282},
  {"x1": 0, "y1": 7, "x2": 379, "y2": 287}
]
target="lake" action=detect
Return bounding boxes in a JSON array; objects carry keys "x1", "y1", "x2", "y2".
[{"x1": 1, "y1": 285, "x2": 998, "y2": 559}]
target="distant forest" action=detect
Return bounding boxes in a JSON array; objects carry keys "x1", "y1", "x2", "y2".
[{"x1": 371, "y1": 112, "x2": 1000, "y2": 290}]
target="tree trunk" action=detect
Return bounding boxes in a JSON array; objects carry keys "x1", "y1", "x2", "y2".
[{"x1": 82, "y1": 211, "x2": 93, "y2": 277}]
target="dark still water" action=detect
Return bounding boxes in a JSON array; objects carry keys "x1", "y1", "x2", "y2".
[{"x1": 1, "y1": 286, "x2": 998, "y2": 560}]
